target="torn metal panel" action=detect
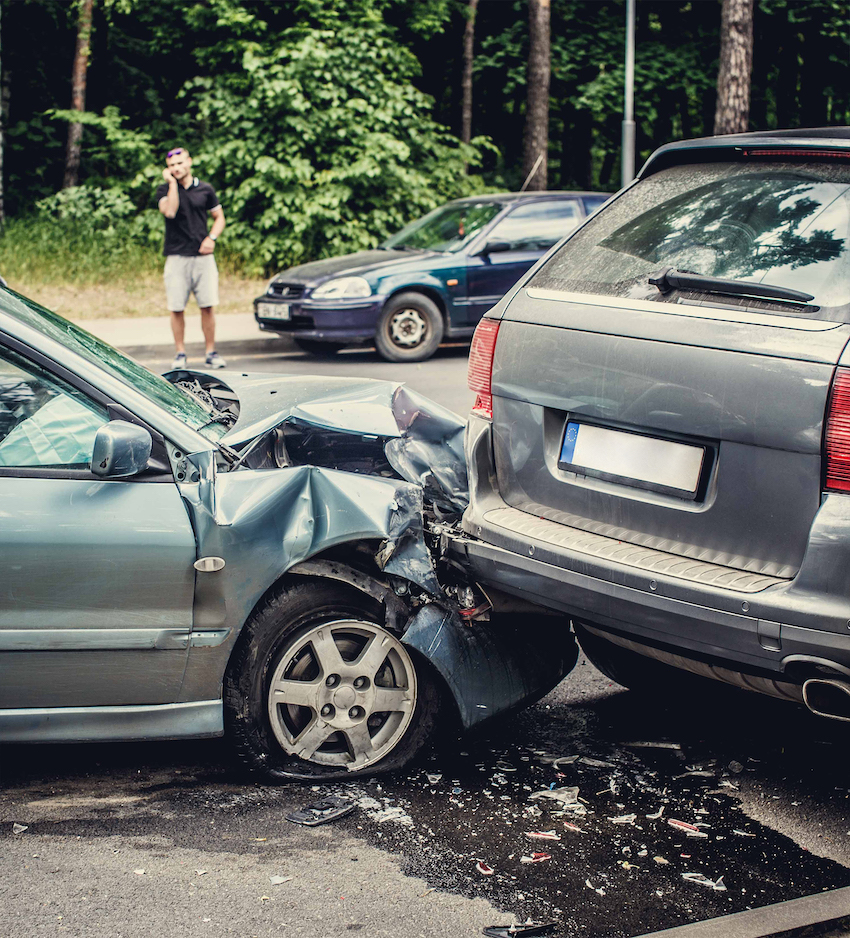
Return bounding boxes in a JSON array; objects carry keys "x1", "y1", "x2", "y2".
[
  {"x1": 401, "y1": 604, "x2": 578, "y2": 729},
  {"x1": 170, "y1": 370, "x2": 468, "y2": 514}
]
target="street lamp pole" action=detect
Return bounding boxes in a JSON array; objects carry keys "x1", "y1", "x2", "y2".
[{"x1": 621, "y1": 0, "x2": 636, "y2": 188}]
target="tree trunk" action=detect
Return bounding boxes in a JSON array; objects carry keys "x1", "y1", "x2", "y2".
[
  {"x1": 522, "y1": 0, "x2": 550, "y2": 191},
  {"x1": 713, "y1": 0, "x2": 753, "y2": 135},
  {"x1": 461, "y1": 0, "x2": 478, "y2": 146},
  {"x1": 63, "y1": 0, "x2": 93, "y2": 189}
]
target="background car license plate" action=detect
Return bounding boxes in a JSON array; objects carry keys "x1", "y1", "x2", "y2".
[
  {"x1": 559, "y1": 421, "x2": 706, "y2": 497},
  {"x1": 258, "y1": 302, "x2": 290, "y2": 320}
]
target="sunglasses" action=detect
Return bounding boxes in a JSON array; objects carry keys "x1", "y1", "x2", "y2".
[{"x1": 166, "y1": 148, "x2": 184, "y2": 158}]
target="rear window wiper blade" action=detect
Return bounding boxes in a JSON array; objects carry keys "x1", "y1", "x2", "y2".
[{"x1": 649, "y1": 267, "x2": 814, "y2": 305}]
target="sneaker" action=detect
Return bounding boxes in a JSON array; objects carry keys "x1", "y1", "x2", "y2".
[
  {"x1": 172, "y1": 352, "x2": 187, "y2": 370},
  {"x1": 205, "y1": 351, "x2": 226, "y2": 369}
]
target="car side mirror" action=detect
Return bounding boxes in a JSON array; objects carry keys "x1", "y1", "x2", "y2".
[
  {"x1": 477, "y1": 240, "x2": 512, "y2": 257},
  {"x1": 91, "y1": 420, "x2": 152, "y2": 479}
]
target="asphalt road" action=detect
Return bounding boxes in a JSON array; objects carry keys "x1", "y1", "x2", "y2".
[{"x1": 1, "y1": 340, "x2": 849, "y2": 938}]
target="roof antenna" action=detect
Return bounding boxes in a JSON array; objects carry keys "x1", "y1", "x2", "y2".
[{"x1": 519, "y1": 153, "x2": 544, "y2": 192}]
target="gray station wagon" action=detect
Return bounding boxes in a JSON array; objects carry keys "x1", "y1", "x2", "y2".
[{"x1": 458, "y1": 128, "x2": 850, "y2": 723}]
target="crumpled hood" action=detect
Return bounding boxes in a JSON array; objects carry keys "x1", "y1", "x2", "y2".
[
  {"x1": 207, "y1": 371, "x2": 469, "y2": 513},
  {"x1": 272, "y1": 250, "x2": 422, "y2": 285}
]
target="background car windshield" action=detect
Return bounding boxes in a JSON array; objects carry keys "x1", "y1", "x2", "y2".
[
  {"x1": 382, "y1": 202, "x2": 502, "y2": 253},
  {"x1": 1, "y1": 293, "x2": 227, "y2": 440},
  {"x1": 532, "y1": 161, "x2": 850, "y2": 320}
]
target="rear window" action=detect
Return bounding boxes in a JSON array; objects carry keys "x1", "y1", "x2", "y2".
[{"x1": 532, "y1": 161, "x2": 850, "y2": 321}]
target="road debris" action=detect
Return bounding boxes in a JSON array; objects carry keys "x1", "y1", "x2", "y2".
[
  {"x1": 682, "y1": 872, "x2": 727, "y2": 891},
  {"x1": 269, "y1": 875, "x2": 293, "y2": 885},
  {"x1": 285, "y1": 796, "x2": 355, "y2": 827},
  {"x1": 645, "y1": 806, "x2": 665, "y2": 820},
  {"x1": 529, "y1": 786, "x2": 579, "y2": 806},
  {"x1": 476, "y1": 861, "x2": 495, "y2": 876},
  {"x1": 668, "y1": 818, "x2": 708, "y2": 838},
  {"x1": 524, "y1": 831, "x2": 561, "y2": 842},
  {"x1": 520, "y1": 852, "x2": 552, "y2": 864},
  {"x1": 426, "y1": 774, "x2": 443, "y2": 784},
  {"x1": 653, "y1": 857, "x2": 670, "y2": 865},
  {"x1": 483, "y1": 921, "x2": 557, "y2": 937},
  {"x1": 133, "y1": 869, "x2": 145, "y2": 876},
  {"x1": 195, "y1": 870, "x2": 207, "y2": 876},
  {"x1": 563, "y1": 822, "x2": 584, "y2": 833},
  {"x1": 585, "y1": 878, "x2": 606, "y2": 896},
  {"x1": 608, "y1": 814, "x2": 637, "y2": 825},
  {"x1": 728, "y1": 760, "x2": 744, "y2": 774},
  {"x1": 620, "y1": 741, "x2": 682, "y2": 751},
  {"x1": 11, "y1": 823, "x2": 27, "y2": 834},
  {"x1": 733, "y1": 829, "x2": 756, "y2": 837}
]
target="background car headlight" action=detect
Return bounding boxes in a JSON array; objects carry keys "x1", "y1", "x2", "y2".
[{"x1": 311, "y1": 277, "x2": 372, "y2": 299}]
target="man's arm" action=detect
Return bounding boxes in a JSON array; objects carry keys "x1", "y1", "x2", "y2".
[
  {"x1": 199, "y1": 205, "x2": 225, "y2": 255},
  {"x1": 158, "y1": 170, "x2": 180, "y2": 219}
]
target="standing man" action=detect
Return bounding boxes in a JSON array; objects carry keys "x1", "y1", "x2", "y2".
[{"x1": 157, "y1": 147, "x2": 227, "y2": 369}]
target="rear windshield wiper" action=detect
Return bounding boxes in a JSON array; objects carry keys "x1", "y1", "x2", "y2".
[{"x1": 649, "y1": 267, "x2": 814, "y2": 305}]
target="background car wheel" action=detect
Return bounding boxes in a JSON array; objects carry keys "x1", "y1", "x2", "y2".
[
  {"x1": 292, "y1": 338, "x2": 347, "y2": 356},
  {"x1": 374, "y1": 292, "x2": 444, "y2": 362},
  {"x1": 225, "y1": 580, "x2": 442, "y2": 780},
  {"x1": 575, "y1": 623, "x2": 697, "y2": 696}
]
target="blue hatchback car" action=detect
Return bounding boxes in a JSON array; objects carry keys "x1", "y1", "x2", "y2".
[{"x1": 254, "y1": 192, "x2": 609, "y2": 362}]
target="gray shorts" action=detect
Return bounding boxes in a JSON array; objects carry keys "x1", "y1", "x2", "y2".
[{"x1": 164, "y1": 254, "x2": 219, "y2": 312}]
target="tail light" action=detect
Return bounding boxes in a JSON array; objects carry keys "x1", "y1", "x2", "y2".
[
  {"x1": 468, "y1": 318, "x2": 500, "y2": 419},
  {"x1": 824, "y1": 368, "x2": 850, "y2": 492}
]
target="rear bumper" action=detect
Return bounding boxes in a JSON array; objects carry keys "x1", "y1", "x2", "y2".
[
  {"x1": 460, "y1": 416, "x2": 850, "y2": 680},
  {"x1": 253, "y1": 295, "x2": 383, "y2": 342}
]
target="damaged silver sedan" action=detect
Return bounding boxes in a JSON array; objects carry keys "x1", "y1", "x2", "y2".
[{"x1": 0, "y1": 291, "x2": 577, "y2": 778}]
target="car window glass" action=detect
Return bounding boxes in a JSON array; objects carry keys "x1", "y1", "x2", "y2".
[
  {"x1": 485, "y1": 201, "x2": 581, "y2": 252},
  {"x1": 0, "y1": 347, "x2": 108, "y2": 468},
  {"x1": 382, "y1": 202, "x2": 503, "y2": 253},
  {"x1": 582, "y1": 195, "x2": 610, "y2": 215},
  {"x1": 532, "y1": 162, "x2": 850, "y2": 321},
  {"x1": 0, "y1": 293, "x2": 228, "y2": 441}
]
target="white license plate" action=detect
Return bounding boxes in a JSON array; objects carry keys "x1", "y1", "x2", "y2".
[
  {"x1": 559, "y1": 421, "x2": 706, "y2": 497},
  {"x1": 257, "y1": 302, "x2": 290, "y2": 320}
]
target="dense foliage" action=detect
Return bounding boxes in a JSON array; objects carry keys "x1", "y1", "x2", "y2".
[{"x1": 2, "y1": 0, "x2": 849, "y2": 277}]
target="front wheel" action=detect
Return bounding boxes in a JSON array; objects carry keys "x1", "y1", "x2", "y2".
[
  {"x1": 225, "y1": 581, "x2": 441, "y2": 780},
  {"x1": 374, "y1": 292, "x2": 444, "y2": 362}
]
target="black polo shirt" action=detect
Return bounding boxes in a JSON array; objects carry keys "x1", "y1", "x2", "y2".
[{"x1": 155, "y1": 177, "x2": 220, "y2": 256}]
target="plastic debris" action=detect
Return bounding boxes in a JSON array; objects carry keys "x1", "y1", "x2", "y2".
[
  {"x1": 12, "y1": 823, "x2": 27, "y2": 834},
  {"x1": 269, "y1": 875, "x2": 293, "y2": 886},
  {"x1": 668, "y1": 818, "x2": 708, "y2": 838},
  {"x1": 733, "y1": 829, "x2": 756, "y2": 838},
  {"x1": 520, "y1": 852, "x2": 552, "y2": 864},
  {"x1": 619, "y1": 861, "x2": 640, "y2": 870},
  {"x1": 728, "y1": 760, "x2": 744, "y2": 774},
  {"x1": 476, "y1": 861, "x2": 495, "y2": 876},
  {"x1": 525, "y1": 831, "x2": 561, "y2": 841},
  {"x1": 426, "y1": 773, "x2": 443, "y2": 784},
  {"x1": 530, "y1": 786, "x2": 579, "y2": 806},
  {"x1": 585, "y1": 878, "x2": 605, "y2": 897},
  {"x1": 482, "y1": 921, "x2": 557, "y2": 937},
  {"x1": 133, "y1": 869, "x2": 146, "y2": 876},
  {"x1": 285, "y1": 796, "x2": 355, "y2": 827},
  {"x1": 653, "y1": 857, "x2": 670, "y2": 865},
  {"x1": 608, "y1": 814, "x2": 637, "y2": 825},
  {"x1": 646, "y1": 807, "x2": 665, "y2": 820},
  {"x1": 195, "y1": 870, "x2": 207, "y2": 876},
  {"x1": 682, "y1": 872, "x2": 727, "y2": 891},
  {"x1": 563, "y1": 822, "x2": 584, "y2": 833},
  {"x1": 621, "y1": 741, "x2": 682, "y2": 751}
]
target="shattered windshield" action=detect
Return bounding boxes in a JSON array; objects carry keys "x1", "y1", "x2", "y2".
[
  {"x1": 532, "y1": 161, "x2": 850, "y2": 320},
  {"x1": 0, "y1": 293, "x2": 228, "y2": 440},
  {"x1": 382, "y1": 202, "x2": 503, "y2": 253}
]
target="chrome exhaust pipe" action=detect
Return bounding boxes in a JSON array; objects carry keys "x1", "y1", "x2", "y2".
[{"x1": 802, "y1": 678, "x2": 850, "y2": 722}]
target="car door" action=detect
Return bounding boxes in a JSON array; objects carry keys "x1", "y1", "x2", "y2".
[
  {"x1": 0, "y1": 343, "x2": 198, "y2": 709},
  {"x1": 464, "y1": 199, "x2": 583, "y2": 324}
]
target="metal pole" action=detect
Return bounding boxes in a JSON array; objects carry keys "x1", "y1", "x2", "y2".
[{"x1": 621, "y1": 0, "x2": 636, "y2": 188}]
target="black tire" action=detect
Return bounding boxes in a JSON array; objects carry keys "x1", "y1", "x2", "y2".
[
  {"x1": 575, "y1": 623, "x2": 695, "y2": 695},
  {"x1": 374, "y1": 292, "x2": 444, "y2": 362},
  {"x1": 224, "y1": 580, "x2": 441, "y2": 780},
  {"x1": 293, "y1": 338, "x2": 347, "y2": 356}
]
